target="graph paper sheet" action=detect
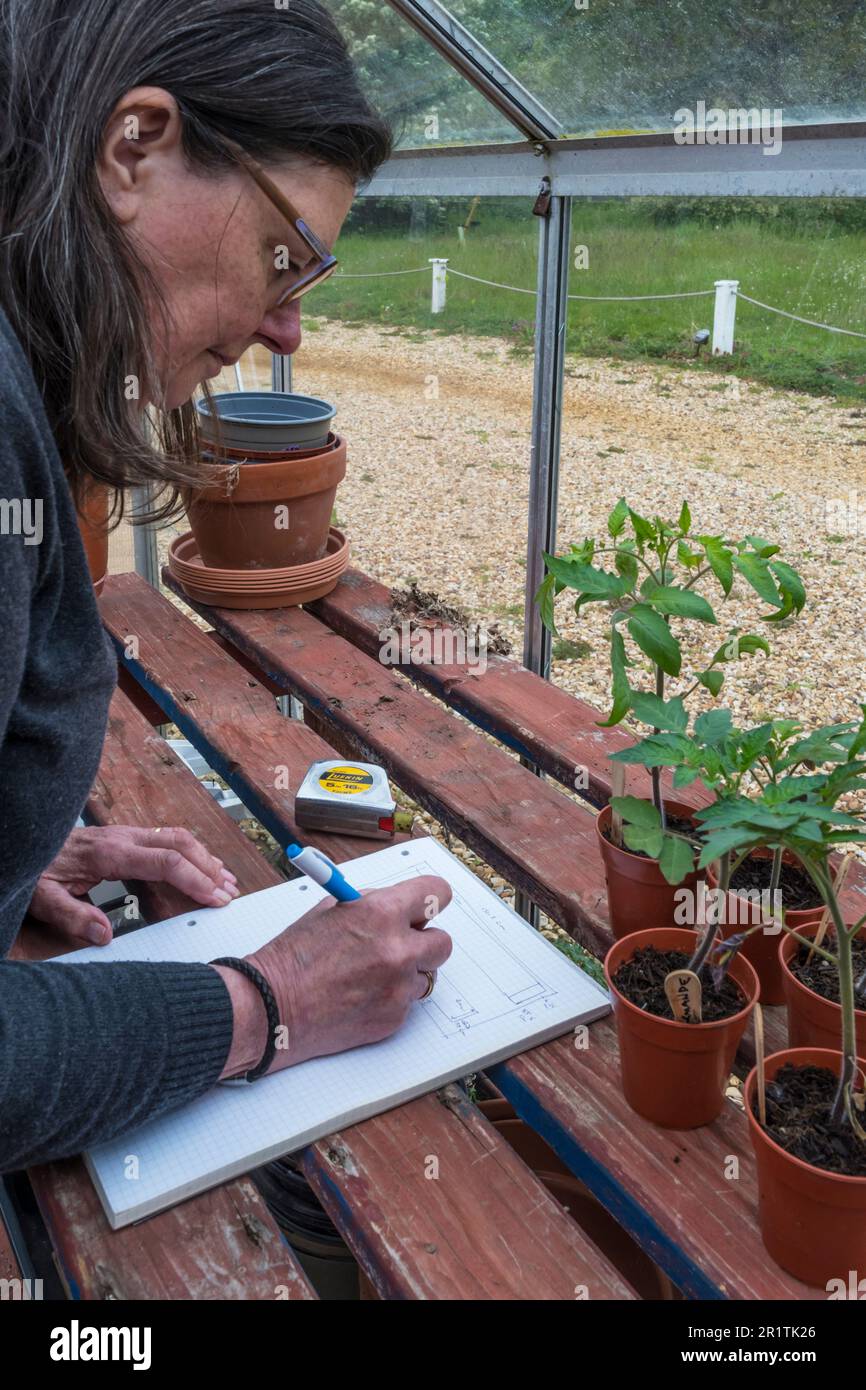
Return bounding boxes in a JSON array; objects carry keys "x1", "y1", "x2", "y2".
[{"x1": 53, "y1": 836, "x2": 610, "y2": 1229}]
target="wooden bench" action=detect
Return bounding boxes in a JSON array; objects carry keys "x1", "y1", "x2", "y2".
[
  {"x1": 125, "y1": 569, "x2": 831, "y2": 1297},
  {"x1": 22, "y1": 567, "x2": 853, "y2": 1299}
]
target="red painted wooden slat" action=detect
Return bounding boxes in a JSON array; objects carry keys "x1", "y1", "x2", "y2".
[
  {"x1": 157, "y1": 572, "x2": 611, "y2": 955},
  {"x1": 308, "y1": 567, "x2": 679, "y2": 807},
  {"x1": 301, "y1": 1084, "x2": 636, "y2": 1300},
  {"x1": 490, "y1": 1017, "x2": 825, "y2": 1300}
]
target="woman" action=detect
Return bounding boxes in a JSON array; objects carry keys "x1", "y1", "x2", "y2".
[{"x1": 0, "y1": 0, "x2": 452, "y2": 1172}]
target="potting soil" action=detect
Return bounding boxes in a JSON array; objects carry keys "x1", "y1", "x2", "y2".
[
  {"x1": 614, "y1": 945, "x2": 745, "y2": 1022},
  {"x1": 755, "y1": 1063, "x2": 866, "y2": 1178}
]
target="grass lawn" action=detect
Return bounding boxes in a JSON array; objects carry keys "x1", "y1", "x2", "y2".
[{"x1": 314, "y1": 201, "x2": 866, "y2": 400}]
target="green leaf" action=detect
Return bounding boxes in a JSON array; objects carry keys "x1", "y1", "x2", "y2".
[
  {"x1": 698, "y1": 828, "x2": 761, "y2": 869},
  {"x1": 710, "y1": 633, "x2": 771, "y2": 664},
  {"x1": 608, "y1": 733, "x2": 693, "y2": 767},
  {"x1": 677, "y1": 540, "x2": 703, "y2": 569},
  {"x1": 630, "y1": 693, "x2": 688, "y2": 732},
  {"x1": 611, "y1": 796, "x2": 661, "y2": 829},
  {"x1": 623, "y1": 824, "x2": 664, "y2": 858},
  {"x1": 607, "y1": 498, "x2": 630, "y2": 538},
  {"x1": 693, "y1": 709, "x2": 734, "y2": 744},
  {"x1": 678, "y1": 500, "x2": 692, "y2": 534},
  {"x1": 543, "y1": 553, "x2": 629, "y2": 600},
  {"x1": 733, "y1": 552, "x2": 782, "y2": 609},
  {"x1": 769, "y1": 560, "x2": 806, "y2": 616},
  {"x1": 648, "y1": 586, "x2": 717, "y2": 623},
  {"x1": 628, "y1": 507, "x2": 657, "y2": 545},
  {"x1": 597, "y1": 629, "x2": 632, "y2": 728},
  {"x1": 673, "y1": 766, "x2": 702, "y2": 788},
  {"x1": 745, "y1": 535, "x2": 781, "y2": 559},
  {"x1": 625, "y1": 604, "x2": 681, "y2": 676},
  {"x1": 534, "y1": 573, "x2": 559, "y2": 635},
  {"x1": 614, "y1": 547, "x2": 639, "y2": 590},
  {"x1": 697, "y1": 668, "x2": 724, "y2": 696},
  {"x1": 659, "y1": 833, "x2": 695, "y2": 885},
  {"x1": 698, "y1": 537, "x2": 734, "y2": 596}
]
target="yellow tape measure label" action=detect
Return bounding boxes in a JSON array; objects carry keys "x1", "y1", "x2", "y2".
[{"x1": 318, "y1": 765, "x2": 375, "y2": 796}]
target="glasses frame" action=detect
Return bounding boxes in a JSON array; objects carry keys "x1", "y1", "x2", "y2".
[{"x1": 220, "y1": 135, "x2": 339, "y2": 305}]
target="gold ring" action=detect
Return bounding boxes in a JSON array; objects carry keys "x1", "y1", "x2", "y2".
[{"x1": 419, "y1": 970, "x2": 435, "y2": 1000}]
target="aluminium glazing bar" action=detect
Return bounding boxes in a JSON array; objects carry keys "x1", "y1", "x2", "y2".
[{"x1": 384, "y1": 0, "x2": 561, "y2": 142}]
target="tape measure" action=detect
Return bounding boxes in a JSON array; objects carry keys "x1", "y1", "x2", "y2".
[{"x1": 294, "y1": 759, "x2": 414, "y2": 840}]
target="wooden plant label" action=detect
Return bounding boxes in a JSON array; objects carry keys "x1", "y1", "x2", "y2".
[
  {"x1": 609, "y1": 764, "x2": 626, "y2": 848},
  {"x1": 809, "y1": 852, "x2": 854, "y2": 959},
  {"x1": 754, "y1": 1003, "x2": 766, "y2": 1126},
  {"x1": 664, "y1": 968, "x2": 703, "y2": 1024}
]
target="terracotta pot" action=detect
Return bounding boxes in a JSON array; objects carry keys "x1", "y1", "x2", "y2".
[
  {"x1": 185, "y1": 434, "x2": 347, "y2": 571},
  {"x1": 780, "y1": 923, "x2": 866, "y2": 1054},
  {"x1": 597, "y1": 800, "x2": 701, "y2": 941},
  {"x1": 478, "y1": 1099, "x2": 676, "y2": 1298},
  {"x1": 708, "y1": 849, "x2": 823, "y2": 1006},
  {"x1": 204, "y1": 432, "x2": 339, "y2": 464},
  {"x1": 76, "y1": 483, "x2": 110, "y2": 596},
  {"x1": 745, "y1": 1047, "x2": 866, "y2": 1287},
  {"x1": 605, "y1": 926, "x2": 760, "y2": 1128}
]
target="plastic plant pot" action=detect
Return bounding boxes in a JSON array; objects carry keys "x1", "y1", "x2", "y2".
[
  {"x1": 196, "y1": 391, "x2": 335, "y2": 452},
  {"x1": 745, "y1": 1047, "x2": 866, "y2": 1287},
  {"x1": 779, "y1": 923, "x2": 866, "y2": 1053},
  {"x1": 596, "y1": 800, "x2": 701, "y2": 941},
  {"x1": 604, "y1": 926, "x2": 759, "y2": 1129}
]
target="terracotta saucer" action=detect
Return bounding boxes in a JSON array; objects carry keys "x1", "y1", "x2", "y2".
[
  {"x1": 168, "y1": 528, "x2": 349, "y2": 609},
  {"x1": 169, "y1": 528, "x2": 347, "y2": 584}
]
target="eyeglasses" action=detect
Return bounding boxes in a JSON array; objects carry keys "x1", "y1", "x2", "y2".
[{"x1": 221, "y1": 135, "x2": 338, "y2": 305}]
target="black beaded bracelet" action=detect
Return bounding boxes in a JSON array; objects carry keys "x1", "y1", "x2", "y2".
[{"x1": 211, "y1": 956, "x2": 280, "y2": 1083}]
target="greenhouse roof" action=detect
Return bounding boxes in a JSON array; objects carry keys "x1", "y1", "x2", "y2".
[{"x1": 326, "y1": 0, "x2": 866, "y2": 197}]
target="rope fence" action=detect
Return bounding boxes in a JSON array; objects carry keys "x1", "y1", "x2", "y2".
[{"x1": 328, "y1": 258, "x2": 865, "y2": 355}]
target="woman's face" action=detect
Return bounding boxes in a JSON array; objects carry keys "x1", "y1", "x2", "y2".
[{"x1": 98, "y1": 88, "x2": 356, "y2": 409}]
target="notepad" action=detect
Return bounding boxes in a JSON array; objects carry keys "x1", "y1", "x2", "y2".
[{"x1": 53, "y1": 836, "x2": 610, "y2": 1229}]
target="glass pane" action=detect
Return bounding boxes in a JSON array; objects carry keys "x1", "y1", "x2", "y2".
[
  {"x1": 553, "y1": 194, "x2": 863, "y2": 731},
  {"x1": 446, "y1": 0, "x2": 866, "y2": 134},
  {"x1": 324, "y1": 0, "x2": 519, "y2": 146}
]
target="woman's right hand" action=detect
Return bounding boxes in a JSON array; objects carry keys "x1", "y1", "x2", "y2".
[{"x1": 212, "y1": 874, "x2": 453, "y2": 1080}]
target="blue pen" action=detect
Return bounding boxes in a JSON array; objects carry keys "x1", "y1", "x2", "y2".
[{"x1": 286, "y1": 842, "x2": 362, "y2": 902}]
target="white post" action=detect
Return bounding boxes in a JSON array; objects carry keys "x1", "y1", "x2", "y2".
[
  {"x1": 234, "y1": 360, "x2": 245, "y2": 391},
  {"x1": 712, "y1": 279, "x2": 739, "y2": 355},
  {"x1": 429, "y1": 258, "x2": 448, "y2": 314}
]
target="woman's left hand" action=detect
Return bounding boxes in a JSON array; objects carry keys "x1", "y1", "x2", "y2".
[{"x1": 27, "y1": 825, "x2": 240, "y2": 948}]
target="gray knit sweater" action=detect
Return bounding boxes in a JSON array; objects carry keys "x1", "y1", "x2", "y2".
[{"x1": 0, "y1": 307, "x2": 234, "y2": 1172}]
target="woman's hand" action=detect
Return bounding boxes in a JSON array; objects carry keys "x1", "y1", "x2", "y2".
[
  {"x1": 28, "y1": 825, "x2": 240, "y2": 948},
  {"x1": 213, "y1": 874, "x2": 454, "y2": 1079}
]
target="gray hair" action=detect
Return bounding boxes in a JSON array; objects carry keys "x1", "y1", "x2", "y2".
[{"x1": 0, "y1": 0, "x2": 392, "y2": 523}]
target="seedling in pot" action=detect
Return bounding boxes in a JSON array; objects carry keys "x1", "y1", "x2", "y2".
[
  {"x1": 693, "y1": 708, "x2": 866, "y2": 1145},
  {"x1": 610, "y1": 711, "x2": 866, "y2": 1025},
  {"x1": 536, "y1": 498, "x2": 805, "y2": 834}
]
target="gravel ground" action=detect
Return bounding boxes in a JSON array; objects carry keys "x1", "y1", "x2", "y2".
[{"x1": 157, "y1": 318, "x2": 866, "y2": 922}]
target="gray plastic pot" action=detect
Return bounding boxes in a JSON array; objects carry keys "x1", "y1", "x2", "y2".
[{"x1": 196, "y1": 391, "x2": 336, "y2": 451}]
